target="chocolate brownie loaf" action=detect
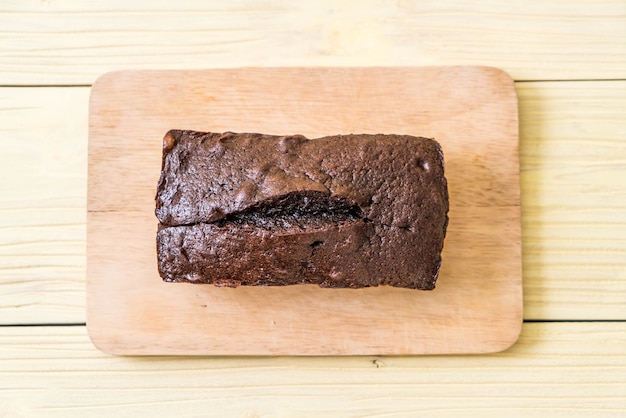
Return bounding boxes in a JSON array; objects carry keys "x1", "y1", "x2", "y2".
[{"x1": 156, "y1": 130, "x2": 448, "y2": 289}]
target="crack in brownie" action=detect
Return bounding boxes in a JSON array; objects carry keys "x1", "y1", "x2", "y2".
[{"x1": 156, "y1": 130, "x2": 448, "y2": 289}]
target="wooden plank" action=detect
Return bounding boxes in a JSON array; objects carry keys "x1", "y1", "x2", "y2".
[
  {"x1": 86, "y1": 67, "x2": 521, "y2": 355},
  {"x1": 1, "y1": 0, "x2": 625, "y2": 85},
  {"x1": 519, "y1": 81, "x2": 626, "y2": 320},
  {"x1": 0, "y1": 88, "x2": 89, "y2": 324},
  {"x1": 1, "y1": 80, "x2": 625, "y2": 325},
  {"x1": 0, "y1": 322, "x2": 624, "y2": 416}
]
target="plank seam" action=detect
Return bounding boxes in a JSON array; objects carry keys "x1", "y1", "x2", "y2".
[
  {"x1": 2, "y1": 320, "x2": 625, "y2": 327},
  {"x1": 516, "y1": 78, "x2": 626, "y2": 82},
  {"x1": 1, "y1": 79, "x2": 626, "y2": 88}
]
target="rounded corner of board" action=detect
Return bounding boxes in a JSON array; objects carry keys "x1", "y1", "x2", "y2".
[
  {"x1": 86, "y1": 324, "x2": 122, "y2": 356},
  {"x1": 492, "y1": 318, "x2": 524, "y2": 354}
]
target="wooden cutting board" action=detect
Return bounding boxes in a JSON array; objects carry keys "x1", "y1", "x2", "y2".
[{"x1": 87, "y1": 66, "x2": 522, "y2": 355}]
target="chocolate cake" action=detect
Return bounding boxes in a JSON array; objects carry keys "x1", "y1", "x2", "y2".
[{"x1": 156, "y1": 130, "x2": 448, "y2": 289}]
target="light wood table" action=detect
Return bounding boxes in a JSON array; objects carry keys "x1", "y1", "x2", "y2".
[{"x1": 1, "y1": 1, "x2": 625, "y2": 416}]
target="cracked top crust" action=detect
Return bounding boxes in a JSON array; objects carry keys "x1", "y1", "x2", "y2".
[{"x1": 156, "y1": 130, "x2": 448, "y2": 231}]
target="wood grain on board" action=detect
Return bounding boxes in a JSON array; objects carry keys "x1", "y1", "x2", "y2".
[{"x1": 86, "y1": 66, "x2": 522, "y2": 355}]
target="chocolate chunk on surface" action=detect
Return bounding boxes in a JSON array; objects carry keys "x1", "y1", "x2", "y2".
[{"x1": 156, "y1": 130, "x2": 448, "y2": 289}]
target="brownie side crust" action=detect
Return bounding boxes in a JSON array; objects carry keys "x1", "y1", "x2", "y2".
[{"x1": 156, "y1": 130, "x2": 449, "y2": 289}]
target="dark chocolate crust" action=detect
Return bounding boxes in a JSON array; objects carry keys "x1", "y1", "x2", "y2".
[{"x1": 156, "y1": 130, "x2": 448, "y2": 289}]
